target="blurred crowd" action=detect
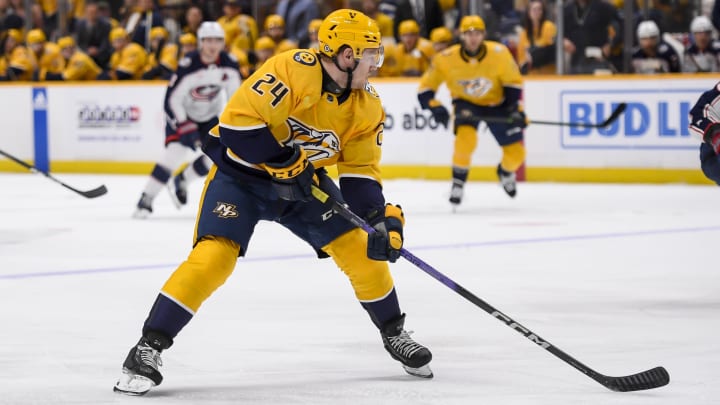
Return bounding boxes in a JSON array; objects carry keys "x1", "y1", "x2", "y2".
[{"x1": 1, "y1": 0, "x2": 719, "y2": 81}]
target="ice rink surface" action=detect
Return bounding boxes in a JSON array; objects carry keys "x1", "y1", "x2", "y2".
[{"x1": 1, "y1": 173, "x2": 719, "y2": 405}]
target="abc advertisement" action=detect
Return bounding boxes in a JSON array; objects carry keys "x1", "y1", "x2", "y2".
[
  {"x1": 47, "y1": 84, "x2": 166, "y2": 162},
  {"x1": 523, "y1": 76, "x2": 717, "y2": 169}
]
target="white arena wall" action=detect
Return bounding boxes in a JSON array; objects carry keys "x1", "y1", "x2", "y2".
[{"x1": 0, "y1": 75, "x2": 716, "y2": 184}]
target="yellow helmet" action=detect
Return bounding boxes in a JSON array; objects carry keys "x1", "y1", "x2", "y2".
[
  {"x1": 6, "y1": 29, "x2": 23, "y2": 43},
  {"x1": 308, "y1": 18, "x2": 322, "y2": 34},
  {"x1": 109, "y1": 27, "x2": 128, "y2": 42},
  {"x1": 57, "y1": 36, "x2": 76, "y2": 49},
  {"x1": 318, "y1": 9, "x2": 381, "y2": 60},
  {"x1": 430, "y1": 27, "x2": 452, "y2": 43},
  {"x1": 460, "y1": 15, "x2": 485, "y2": 33},
  {"x1": 26, "y1": 29, "x2": 47, "y2": 45},
  {"x1": 150, "y1": 26, "x2": 169, "y2": 40},
  {"x1": 438, "y1": 0, "x2": 455, "y2": 11},
  {"x1": 264, "y1": 14, "x2": 285, "y2": 30},
  {"x1": 255, "y1": 36, "x2": 276, "y2": 51},
  {"x1": 179, "y1": 33, "x2": 197, "y2": 45},
  {"x1": 398, "y1": 20, "x2": 420, "y2": 36}
]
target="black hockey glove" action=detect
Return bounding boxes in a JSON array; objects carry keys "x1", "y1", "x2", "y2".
[
  {"x1": 366, "y1": 204, "x2": 405, "y2": 263},
  {"x1": 508, "y1": 110, "x2": 528, "y2": 129},
  {"x1": 264, "y1": 145, "x2": 317, "y2": 202},
  {"x1": 430, "y1": 105, "x2": 450, "y2": 129},
  {"x1": 703, "y1": 122, "x2": 720, "y2": 155}
]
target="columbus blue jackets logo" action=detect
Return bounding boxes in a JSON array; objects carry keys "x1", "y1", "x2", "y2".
[
  {"x1": 285, "y1": 117, "x2": 340, "y2": 161},
  {"x1": 457, "y1": 77, "x2": 492, "y2": 98},
  {"x1": 191, "y1": 85, "x2": 222, "y2": 101}
]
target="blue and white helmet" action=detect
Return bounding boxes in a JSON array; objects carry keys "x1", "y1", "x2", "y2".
[{"x1": 197, "y1": 21, "x2": 225, "y2": 47}]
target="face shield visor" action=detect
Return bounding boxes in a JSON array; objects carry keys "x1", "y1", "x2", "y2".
[{"x1": 358, "y1": 45, "x2": 384, "y2": 68}]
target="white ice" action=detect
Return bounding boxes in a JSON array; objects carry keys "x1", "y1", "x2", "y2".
[{"x1": 1, "y1": 173, "x2": 718, "y2": 405}]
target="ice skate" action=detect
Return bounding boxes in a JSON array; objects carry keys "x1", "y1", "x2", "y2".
[
  {"x1": 132, "y1": 193, "x2": 153, "y2": 219},
  {"x1": 496, "y1": 164, "x2": 517, "y2": 198},
  {"x1": 167, "y1": 173, "x2": 188, "y2": 209},
  {"x1": 381, "y1": 314, "x2": 433, "y2": 378},
  {"x1": 449, "y1": 181, "x2": 464, "y2": 207},
  {"x1": 114, "y1": 332, "x2": 170, "y2": 396}
]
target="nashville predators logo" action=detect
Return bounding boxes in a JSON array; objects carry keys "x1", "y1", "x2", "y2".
[
  {"x1": 285, "y1": 117, "x2": 340, "y2": 161},
  {"x1": 213, "y1": 202, "x2": 239, "y2": 218},
  {"x1": 457, "y1": 77, "x2": 492, "y2": 98}
]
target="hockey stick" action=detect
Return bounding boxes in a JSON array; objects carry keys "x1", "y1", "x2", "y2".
[
  {"x1": 0, "y1": 149, "x2": 108, "y2": 198},
  {"x1": 479, "y1": 102, "x2": 627, "y2": 129},
  {"x1": 310, "y1": 185, "x2": 669, "y2": 392}
]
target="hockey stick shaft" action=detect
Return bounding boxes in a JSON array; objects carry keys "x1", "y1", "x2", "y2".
[
  {"x1": 311, "y1": 185, "x2": 668, "y2": 392},
  {"x1": 0, "y1": 149, "x2": 107, "y2": 198},
  {"x1": 479, "y1": 102, "x2": 627, "y2": 129}
]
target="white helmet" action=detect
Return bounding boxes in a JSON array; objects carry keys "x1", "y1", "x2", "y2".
[
  {"x1": 691, "y1": 15, "x2": 714, "y2": 33},
  {"x1": 636, "y1": 20, "x2": 660, "y2": 40},
  {"x1": 197, "y1": 21, "x2": 225, "y2": 44}
]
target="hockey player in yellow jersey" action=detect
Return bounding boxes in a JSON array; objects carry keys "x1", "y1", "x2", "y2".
[
  {"x1": 46, "y1": 36, "x2": 102, "y2": 81},
  {"x1": 114, "y1": 9, "x2": 433, "y2": 396},
  {"x1": 263, "y1": 14, "x2": 298, "y2": 53},
  {"x1": 26, "y1": 29, "x2": 64, "y2": 81},
  {"x1": 418, "y1": 15, "x2": 526, "y2": 205},
  {"x1": 178, "y1": 33, "x2": 197, "y2": 58},
  {"x1": 100, "y1": 27, "x2": 147, "y2": 80},
  {"x1": 393, "y1": 20, "x2": 434, "y2": 77},
  {"x1": 142, "y1": 27, "x2": 179, "y2": 80},
  {"x1": 218, "y1": 0, "x2": 258, "y2": 52}
]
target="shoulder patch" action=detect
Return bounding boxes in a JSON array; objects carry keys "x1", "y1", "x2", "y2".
[
  {"x1": 293, "y1": 51, "x2": 317, "y2": 66},
  {"x1": 493, "y1": 44, "x2": 503, "y2": 52},
  {"x1": 364, "y1": 82, "x2": 379, "y2": 98},
  {"x1": 658, "y1": 44, "x2": 669, "y2": 53},
  {"x1": 179, "y1": 57, "x2": 191, "y2": 68}
]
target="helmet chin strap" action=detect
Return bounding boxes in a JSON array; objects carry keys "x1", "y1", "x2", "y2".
[{"x1": 333, "y1": 56, "x2": 359, "y2": 100}]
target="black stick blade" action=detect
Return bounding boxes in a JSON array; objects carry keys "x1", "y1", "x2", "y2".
[
  {"x1": 78, "y1": 184, "x2": 108, "y2": 198},
  {"x1": 600, "y1": 103, "x2": 627, "y2": 128},
  {"x1": 602, "y1": 366, "x2": 670, "y2": 392}
]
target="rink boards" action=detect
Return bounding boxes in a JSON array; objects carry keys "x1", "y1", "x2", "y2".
[{"x1": 0, "y1": 75, "x2": 716, "y2": 184}]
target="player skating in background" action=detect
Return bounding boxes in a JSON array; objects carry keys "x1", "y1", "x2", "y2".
[
  {"x1": 114, "y1": 9, "x2": 432, "y2": 396},
  {"x1": 133, "y1": 21, "x2": 241, "y2": 218},
  {"x1": 690, "y1": 81, "x2": 720, "y2": 185},
  {"x1": 417, "y1": 15, "x2": 526, "y2": 206}
]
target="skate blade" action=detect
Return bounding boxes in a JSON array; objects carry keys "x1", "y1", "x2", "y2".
[
  {"x1": 403, "y1": 364, "x2": 434, "y2": 379},
  {"x1": 132, "y1": 208, "x2": 151, "y2": 219},
  {"x1": 113, "y1": 370, "x2": 155, "y2": 396}
]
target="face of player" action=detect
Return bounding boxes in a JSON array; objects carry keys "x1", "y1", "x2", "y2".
[
  {"x1": 61, "y1": 46, "x2": 73, "y2": 60},
  {"x1": 461, "y1": 29, "x2": 484, "y2": 54},
  {"x1": 639, "y1": 36, "x2": 658, "y2": 53},
  {"x1": 30, "y1": 43, "x2": 43, "y2": 54},
  {"x1": 693, "y1": 31, "x2": 711, "y2": 49},
  {"x1": 111, "y1": 38, "x2": 126, "y2": 51},
  {"x1": 200, "y1": 37, "x2": 224, "y2": 61},
  {"x1": 349, "y1": 47, "x2": 383, "y2": 89},
  {"x1": 400, "y1": 33, "x2": 418, "y2": 51}
]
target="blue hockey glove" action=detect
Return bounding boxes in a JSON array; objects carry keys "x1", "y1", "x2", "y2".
[
  {"x1": 703, "y1": 122, "x2": 720, "y2": 154},
  {"x1": 428, "y1": 99, "x2": 449, "y2": 129},
  {"x1": 264, "y1": 145, "x2": 317, "y2": 202},
  {"x1": 366, "y1": 204, "x2": 405, "y2": 263}
]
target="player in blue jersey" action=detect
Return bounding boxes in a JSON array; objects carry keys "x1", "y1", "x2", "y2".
[
  {"x1": 690, "y1": 81, "x2": 720, "y2": 185},
  {"x1": 133, "y1": 21, "x2": 241, "y2": 219}
]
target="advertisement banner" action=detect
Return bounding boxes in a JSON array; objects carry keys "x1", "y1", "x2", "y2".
[
  {"x1": 0, "y1": 86, "x2": 34, "y2": 162},
  {"x1": 47, "y1": 84, "x2": 166, "y2": 161}
]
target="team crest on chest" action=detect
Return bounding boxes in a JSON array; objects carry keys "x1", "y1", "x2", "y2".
[
  {"x1": 457, "y1": 77, "x2": 492, "y2": 98},
  {"x1": 286, "y1": 117, "x2": 340, "y2": 161}
]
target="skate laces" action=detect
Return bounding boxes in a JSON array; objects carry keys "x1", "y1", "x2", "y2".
[
  {"x1": 387, "y1": 330, "x2": 424, "y2": 358},
  {"x1": 137, "y1": 343, "x2": 163, "y2": 370}
]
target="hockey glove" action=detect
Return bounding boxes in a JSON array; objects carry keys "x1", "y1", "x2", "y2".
[
  {"x1": 508, "y1": 110, "x2": 528, "y2": 129},
  {"x1": 366, "y1": 204, "x2": 405, "y2": 263},
  {"x1": 428, "y1": 99, "x2": 450, "y2": 129},
  {"x1": 703, "y1": 122, "x2": 720, "y2": 155},
  {"x1": 264, "y1": 144, "x2": 317, "y2": 202}
]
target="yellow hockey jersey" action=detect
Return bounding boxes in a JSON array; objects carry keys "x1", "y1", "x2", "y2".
[
  {"x1": 63, "y1": 50, "x2": 102, "y2": 80},
  {"x1": 419, "y1": 41, "x2": 522, "y2": 107},
  {"x1": 109, "y1": 42, "x2": 147, "y2": 79},
  {"x1": 31, "y1": 42, "x2": 65, "y2": 80},
  {"x1": 145, "y1": 43, "x2": 179, "y2": 73},
  {"x1": 219, "y1": 14, "x2": 258, "y2": 51},
  {"x1": 209, "y1": 49, "x2": 385, "y2": 183},
  {"x1": 4, "y1": 46, "x2": 34, "y2": 81}
]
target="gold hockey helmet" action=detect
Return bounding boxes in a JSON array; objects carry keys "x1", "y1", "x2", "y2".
[
  {"x1": 398, "y1": 20, "x2": 420, "y2": 36},
  {"x1": 318, "y1": 9, "x2": 381, "y2": 61},
  {"x1": 460, "y1": 15, "x2": 485, "y2": 33},
  {"x1": 26, "y1": 29, "x2": 47, "y2": 45}
]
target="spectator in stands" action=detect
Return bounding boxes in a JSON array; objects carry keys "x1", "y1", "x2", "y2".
[
  {"x1": 275, "y1": 0, "x2": 319, "y2": 45},
  {"x1": 0, "y1": 28, "x2": 33, "y2": 81},
  {"x1": 142, "y1": 26, "x2": 178, "y2": 79},
  {"x1": 26, "y1": 29, "x2": 64, "y2": 81},
  {"x1": 392, "y1": 0, "x2": 444, "y2": 41},
  {"x1": 218, "y1": 0, "x2": 257, "y2": 52},
  {"x1": 99, "y1": 26, "x2": 147, "y2": 79},
  {"x1": 47, "y1": 36, "x2": 103, "y2": 80},
  {"x1": 429, "y1": 26, "x2": 453, "y2": 52},
  {"x1": 631, "y1": 20, "x2": 680, "y2": 74},
  {"x1": 183, "y1": 5, "x2": 203, "y2": 36},
  {"x1": 562, "y1": 0, "x2": 621, "y2": 74},
  {"x1": 125, "y1": 0, "x2": 164, "y2": 50},
  {"x1": 75, "y1": 1, "x2": 113, "y2": 68},
  {"x1": 683, "y1": 15, "x2": 720, "y2": 73},
  {"x1": 517, "y1": 0, "x2": 557, "y2": 75}
]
